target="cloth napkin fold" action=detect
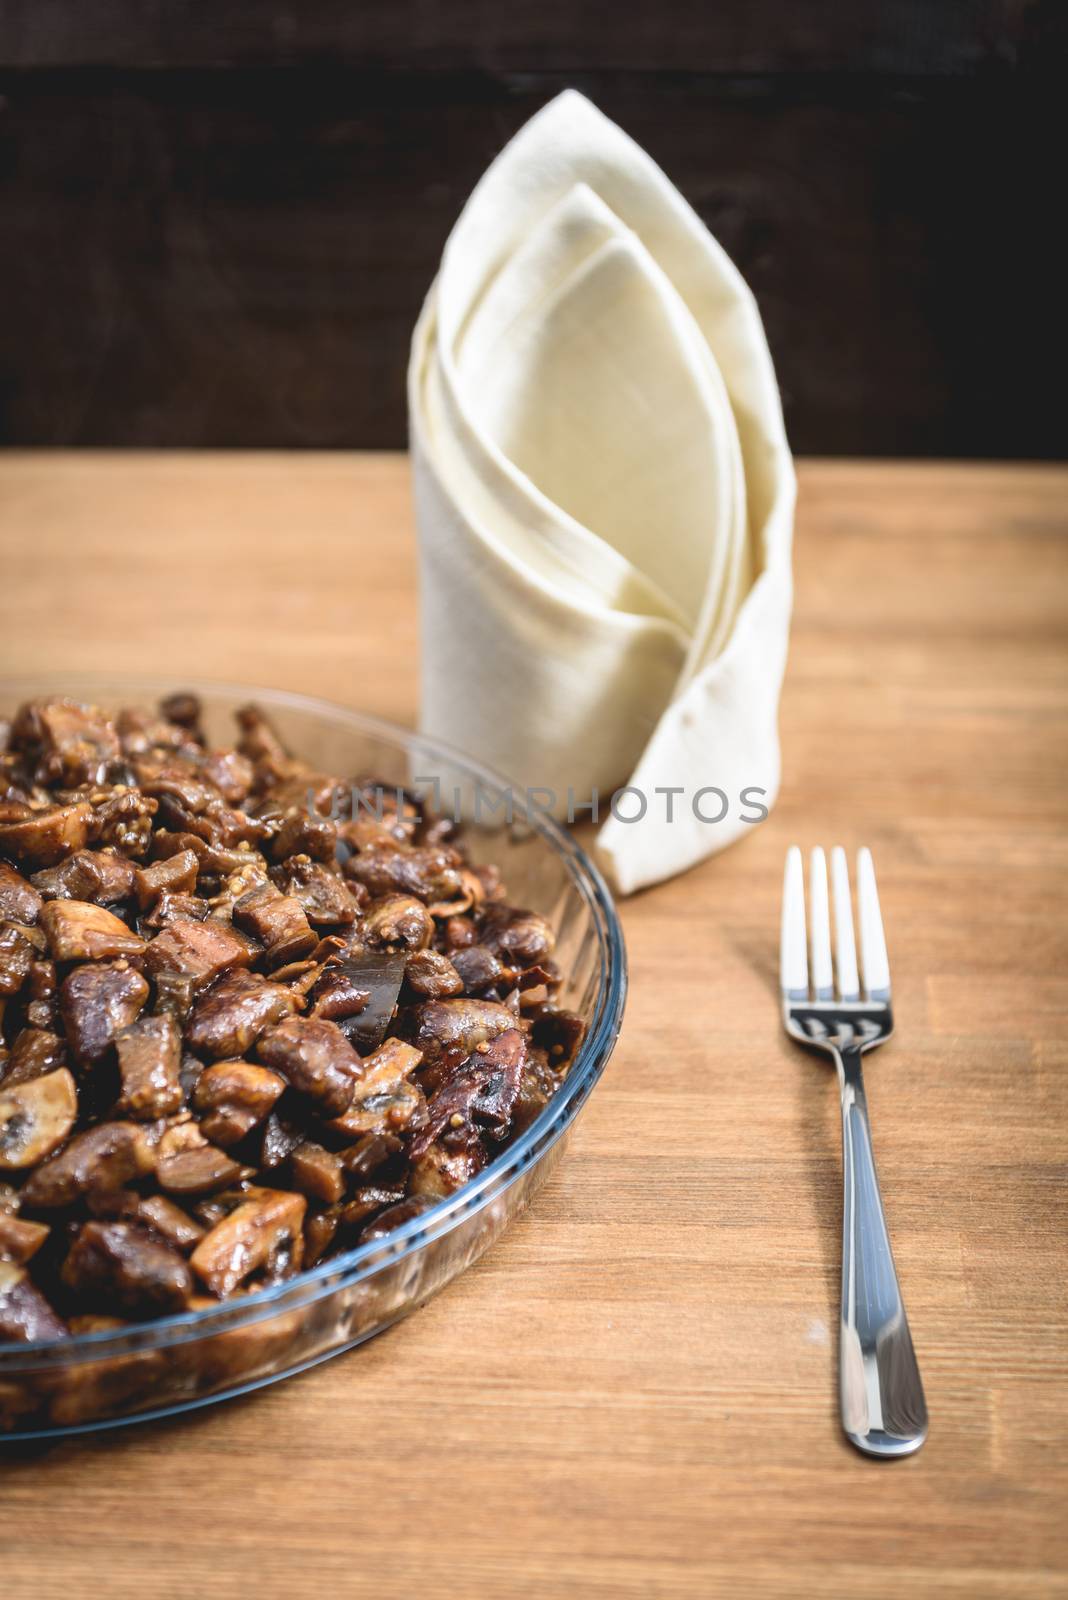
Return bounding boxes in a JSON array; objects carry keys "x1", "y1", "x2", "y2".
[{"x1": 409, "y1": 90, "x2": 794, "y2": 894}]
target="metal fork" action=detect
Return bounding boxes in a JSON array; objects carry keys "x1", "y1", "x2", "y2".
[{"x1": 781, "y1": 846, "x2": 928, "y2": 1458}]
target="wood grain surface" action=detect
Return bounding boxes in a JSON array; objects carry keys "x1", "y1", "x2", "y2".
[{"x1": 0, "y1": 453, "x2": 1066, "y2": 1599}]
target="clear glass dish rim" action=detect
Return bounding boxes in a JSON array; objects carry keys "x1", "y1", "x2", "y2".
[{"x1": 0, "y1": 674, "x2": 627, "y2": 1371}]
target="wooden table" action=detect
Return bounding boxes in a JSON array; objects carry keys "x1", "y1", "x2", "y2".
[{"x1": 1, "y1": 455, "x2": 1066, "y2": 1599}]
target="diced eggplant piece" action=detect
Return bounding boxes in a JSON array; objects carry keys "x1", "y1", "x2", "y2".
[
  {"x1": 232, "y1": 881, "x2": 317, "y2": 968},
  {"x1": 115, "y1": 1014, "x2": 184, "y2": 1120},
  {"x1": 273, "y1": 856, "x2": 358, "y2": 926},
  {"x1": 0, "y1": 1211, "x2": 49, "y2": 1263},
  {"x1": 193, "y1": 1060, "x2": 286, "y2": 1146},
  {"x1": 0, "y1": 801, "x2": 92, "y2": 871},
  {"x1": 61, "y1": 1221, "x2": 193, "y2": 1315},
  {"x1": 404, "y1": 948, "x2": 464, "y2": 999},
  {"x1": 141, "y1": 891, "x2": 211, "y2": 932},
  {"x1": 289, "y1": 1142, "x2": 344, "y2": 1204},
  {"x1": 357, "y1": 1194, "x2": 437, "y2": 1245},
  {"x1": 41, "y1": 899, "x2": 144, "y2": 962},
  {"x1": 2, "y1": 1028, "x2": 66, "y2": 1088},
  {"x1": 339, "y1": 1185, "x2": 406, "y2": 1228},
  {"x1": 0, "y1": 1260, "x2": 67, "y2": 1341},
  {"x1": 407, "y1": 997, "x2": 520, "y2": 1088},
  {"x1": 185, "y1": 967, "x2": 299, "y2": 1060},
  {"x1": 345, "y1": 844, "x2": 462, "y2": 905},
  {"x1": 60, "y1": 960, "x2": 149, "y2": 1065},
  {"x1": 314, "y1": 949, "x2": 406, "y2": 1053},
  {"x1": 0, "y1": 860, "x2": 43, "y2": 924},
  {"x1": 11, "y1": 697, "x2": 120, "y2": 787},
  {"x1": 133, "y1": 848, "x2": 199, "y2": 908},
  {"x1": 156, "y1": 1144, "x2": 243, "y2": 1198},
  {"x1": 190, "y1": 1187, "x2": 306, "y2": 1297},
  {"x1": 257, "y1": 1015, "x2": 362, "y2": 1117},
  {"x1": 336, "y1": 1130, "x2": 403, "y2": 1182},
  {"x1": 0, "y1": 920, "x2": 38, "y2": 996},
  {"x1": 363, "y1": 894, "x2": 433, "y2": 953},
  {"x1": 32, "y1": 849, "x2": 136, "y2": 907},
  {"x1": 326, "y1": 1038, "x2": 425, "y2": 1139},
  {"x1": 0, "y1": 1068, "x2": 78, "y2": 1169},
  {"x1": 142, "y1": 916, "x2": 255, "y2": 1015},
  {"x1": 20, "y1": 1120, "x2": 154, "y2": 1207}
]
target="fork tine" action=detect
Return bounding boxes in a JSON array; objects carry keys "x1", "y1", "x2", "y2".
[
  {"x1": 808, "y1": 847, "x2": 834, "y2": 1000},
  {"x1": 857, "y1": 847, "x2": 891, "y2": 1000},
  {"x1": 831, "y1": 846, "x2": 861, "y2": 1001},
  {"x1": 780, "y1": 846, "x2": 809, "y2": 999}
]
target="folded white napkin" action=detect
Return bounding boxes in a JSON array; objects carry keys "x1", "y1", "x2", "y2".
[{"x1": 409, "y1": 90, "x2": 795, "y2": 894}]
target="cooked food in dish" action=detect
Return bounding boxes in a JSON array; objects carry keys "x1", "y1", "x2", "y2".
[{"x1": 0, "y1": 694, "x2": 584, "y2": 1343}]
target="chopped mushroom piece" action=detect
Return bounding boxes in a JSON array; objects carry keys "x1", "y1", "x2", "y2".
[
  {"x1": 404, "y1": 948, "x2": 464, "y2": 999},
  {"x1": 339, "y1": 1185, "x2": 405, "y2": 1228},
  {"x1": 190, "y1": 1187, "x2": 307, "y2": 1297},
  {"x1": 11, "y1": 697, "x2": 121, "y2": 787},
  {"x1": 257, "y1": 1015, "x2": 362, "y2": 1117},
  {"x1": 115, "y1": 1014, "x2": 184, "y2": 1120},
  {"x1": 132, "y1": 1195, "x2": 205, "y2": 1253},
  {"x1": 0, "y1": 861, "x2": 43, "y2": 925},
  {"x1": 345, "y1": 844, "x2": 463, "y2": 905},
  {"x1": 0, "y1": 1068, "x2": 78, "y2": 1169},
  {"x1": 407, "y1": 998, "x2": 521, "y2": 1088},
  {"x1": 0, "y1": 1212, "x2": 49, "y2": 1263},
  {"x1": 41, "y1": 899, "x2": 145, "y2": 962},
  {"x1": 326, "y1": 1038, "x2": 425, "y2": 1139},
  {"x1": 32, "y1": 849, "x2": 136, "y2": 907},
  {"x1": 0, "y1": 801, "x2": 93, "y2": 871},
  {"x1": 20, "y1": 1120, "x2": 154, "y2": 1207},
  {"x1": 2, "y1": 1028, "x2": 66, "y2": 1088},
  {"x1": 61, "y1": 1221, "x2": 194, "y2": 1315},
  {"x1": 408, "y1": 1130, "x2": 485, "y2": 1198},
  {"x1": 357, "y1": 1195, "x2": 437, "y2": 1245},
  {"x1": 60, "y1": 960, "x2": 149, "y2": 1065},
  {"x1": 156, "y1": 1145, "x2": 244, "y2": 1198},
  {"x1": 363, "y1": 894, "x2": 433, "y2": 952},
  {"x1": 0, "y1": 1261, "x2": 67, "y2": 1341},
  {"x1": 185, "y1": 968, "x2": 299, "y2": 1060},
  {"x1": 0, "y1": 921, "x2": 38, "y2": 996},
  {"x1": 273, "y1": 856, "x2": 358, "y2": 926},
  {"x1": 192, "y1": 1061, "x2": 286, "y2": 1147}
]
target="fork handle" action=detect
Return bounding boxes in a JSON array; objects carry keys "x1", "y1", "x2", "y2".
[{"x1": 836, "y1": 1046, "x2": 928, "y2": 1457}]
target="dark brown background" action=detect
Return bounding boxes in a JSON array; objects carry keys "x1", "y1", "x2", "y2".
[{"x1": 0, "y1": 1, "x2": 1064, "y2": 455}]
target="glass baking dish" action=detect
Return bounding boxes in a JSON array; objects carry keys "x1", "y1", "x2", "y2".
[{"x1": 0, "y1": 676, "x2": 626, "y2": 1439}]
